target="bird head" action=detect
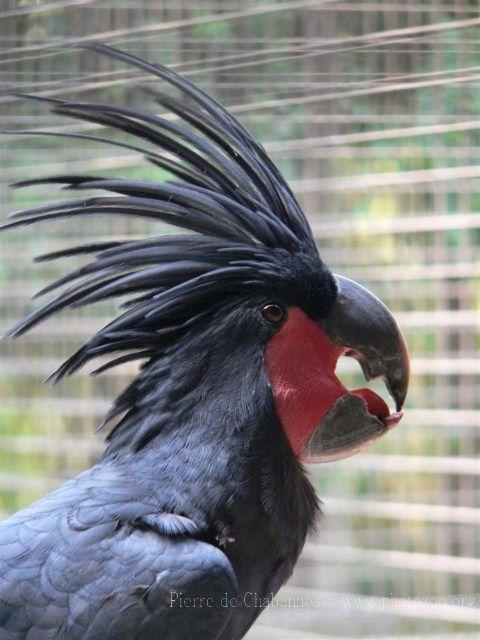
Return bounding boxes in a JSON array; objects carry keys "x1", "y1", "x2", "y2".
[{"x1": 2, "y1": 43, "x2": 409, "y2": 463}]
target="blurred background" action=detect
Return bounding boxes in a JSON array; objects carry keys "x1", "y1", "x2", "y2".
[{"x1": 0, "y1": 1, "x2": 479, "y2": 638}]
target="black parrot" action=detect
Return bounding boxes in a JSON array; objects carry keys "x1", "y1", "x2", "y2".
[{"x1": 0, "y1": 44, "x2": 409, "y2": 639}]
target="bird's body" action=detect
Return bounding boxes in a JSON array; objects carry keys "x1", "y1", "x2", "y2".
[
  {"x1": 0, "y1": 392, "x2": 314, "y2": 639},
  {"x1": 0, "y1": 306, "x2": 317, "y2": 639},
  {"x1": 0, "y1": 44, "x2": 408, "y2": 639}
]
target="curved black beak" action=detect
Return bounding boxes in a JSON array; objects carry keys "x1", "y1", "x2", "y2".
[
  {"x1": 320, "y1": 275, "x2": 410, "y2": 412},
  {"x1": 303, "y1": 275, "x2": 409, "y2": 463}
]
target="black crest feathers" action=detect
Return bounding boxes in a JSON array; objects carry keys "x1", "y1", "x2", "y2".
[{"x1": 2, "y1": 43, "x2": 326, "y2": 387}]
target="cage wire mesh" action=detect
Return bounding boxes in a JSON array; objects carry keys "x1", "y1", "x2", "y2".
[{"x1": 0, "y1": 1, "x2": 479, "y2": 638}]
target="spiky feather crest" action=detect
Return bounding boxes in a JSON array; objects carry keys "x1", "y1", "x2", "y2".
[{"x1": 3, "y1": 43, "x2": 333, "y2": 393}]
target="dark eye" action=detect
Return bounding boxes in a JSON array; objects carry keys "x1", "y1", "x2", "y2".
[{"x1": 261, "y1": 303, "x2": 286, "y2": 325}]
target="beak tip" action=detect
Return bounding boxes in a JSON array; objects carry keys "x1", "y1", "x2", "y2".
[
  {"x1": 393, "y1": 332, "x2": 410, "y2": 412},
  {"x1": 389, "y1": 365, "x2": 409, "y2": 413}
]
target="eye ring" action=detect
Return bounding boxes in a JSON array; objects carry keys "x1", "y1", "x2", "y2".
[{"x1": 261, "y1": 303, "x2": 286, "y2": 326}]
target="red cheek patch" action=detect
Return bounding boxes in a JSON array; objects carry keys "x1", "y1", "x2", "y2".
[{"x1": 264, "y1": 307, "x2": 347, "y2": 456}]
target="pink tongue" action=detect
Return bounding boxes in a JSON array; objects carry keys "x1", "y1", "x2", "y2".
[{"x1": 351, "y1": 388, "x2": 390, "y2": 421}]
